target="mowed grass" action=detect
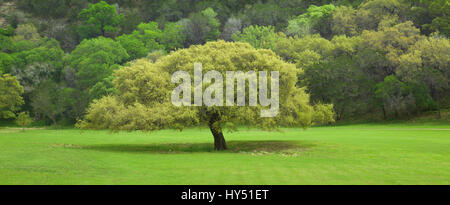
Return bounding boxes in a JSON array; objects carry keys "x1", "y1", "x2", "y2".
[{"x1": 0, "y1": 123, "x2": 449, "y2": 185}]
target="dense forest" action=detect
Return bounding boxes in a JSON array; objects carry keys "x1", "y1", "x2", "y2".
[{"x1": 0, "y1": 0, "x2": 449, "y2": 127}]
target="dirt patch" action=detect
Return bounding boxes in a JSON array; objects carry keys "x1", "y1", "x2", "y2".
[
  {"x1": 0, "y1": 127, "x2": 46, "y2": 134},
  {"x1": 80, "y1": 140, "x2": 316, "y2": 156},
  {"x1": 49, "y1": 143, "x2": 83, "y2": 149}
]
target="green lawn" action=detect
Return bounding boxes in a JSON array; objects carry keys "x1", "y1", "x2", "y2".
[{"x1": 0, "y1": 123, "x2": 449, "y2": 185}]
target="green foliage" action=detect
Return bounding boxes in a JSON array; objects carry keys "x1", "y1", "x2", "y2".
[
  {"x1": 0, "y1": 52, "x2": 14, "y2": 74},
  {"x1": 396, "y1": 35, "x2": 450, "y2": 82},
  {"x1": 396, "y1": 35, "x2": 450, "y2": 115},
  {"x1": 11, "y1": 37, "x2": 38, "y2": 52},
  {"x1": 77, "y1": 1, "x2": 124, "y2": 40},
  {"x1": 11, "y1": 38, "x2": 64, "y2": 70},
  {"x1": 274, "y1": 34, "x2": 334, "y2": 71},
  {"x1": 13, "y1": 23, "x2": 41, "y2": 43},
  {"x1": 0, "y1": 26, "x2": 14, "y2": 37},
  {"x1": 358, "y1": 20, "x2": 423, "y2": 81},
  {"x1": 374, "y1": 74, "x2": 436, "y2": 118},
  {"x1": 132, "y1": 22, "x2": 163, "y2": 50},
  {"x1": 120, "y1": 8, "x2": 144, "y2": 34},
  {"x1": 180, "y1": 8, "x2": 220, "y2": 46},
  {"x1": 0, "y1": 28, "x2": 15, "y2": 53},
  {"x1": 78, "y1": 41, "x2": 333, "y2": 149},
  {"x1": 68, "y1": 37, "x2": 128, "y2": 90},
  {"x1": 117, "y1": 20, "x2": 185, "y2": 58},
  {"x1": 16, "y1": 0, "x2": 88, "y2": 19},
  {"x1": 0, "y1": 74, "x2": 24, "y2": 119},
  {"x1": 232, "y1": 25, "x2": 281, "y2": 49},
  {"x1": 375, "y1": 75, "x2": 417, "y2": 117},
  {"x1": 409, "y1": 83, "x2": 437, "y2": 111},
  {"x1": 237, "y1": 2, "x2": 290, "y2": 30},
  {"x1": 330, "y1": 0, "x2": 410, "y2": 36},
  {"x1": 332, "y1": 6, "x2": 358, "y2": 36},
  {"x1": 304, "y1": 56, "x2": 373, "y2": 120},
  {"x1": 146, "y1": 50, "x2": 166, "y2": 63},
  {"x1": 159, "y1": 22, "x2": 186, "y2": 51},
  {"x1": 116, "y1": 22, "x2": 167, "y2": 60},
  {"x1": 31, "y1": 81, "x2": 74, "y2": 125},
  {"x1": 221, "y1": 17, "x2": 242, "y2": 41},
  {"x1": 4, "y1": 0, "x2": 450, "y2": 124},
  {"x1": 357, "y1": 0, "x2": 409, "y2": 31},
  {"x1": 111, "y1": 61, "x2": 171, "y2": 106},
  {"x1": 116, "y1": 34, "x2": 147, "y2": 60},
  {"x1": 410, "y1": 0, "x2": 449, "y2": 36},
  {"x1": 64, "y1": 37, "x2": 128, "y2": 120},
  {"x1": 15, "y1": 111, "x2": 33, "y2": 130},
  {"x1": 286, "y1": 4, "x2": 335, "y2": 38},
  {"x1": 201, "y1": 8, "x2": 221, "y2": 41},
  {"x1": 10, "y1": 38, "x2": 65, "y2": 94},
  {"x1": 313, "y1": 103, "x2": 336, "y2": 125},
  {"x1": 89, "y1": 76, "x2": 116, "y2": 101}
]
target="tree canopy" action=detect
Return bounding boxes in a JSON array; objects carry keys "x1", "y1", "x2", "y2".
[
  {"x1": 0, "y1": 74, "x2": 24, "y2": 119},
  {"x1": 77, "y1": 1, "x2": 124, "y2": 40},
  {"x1": 77, "y1": 41, "x2": 334, "y2": 150},
  {"x1": 0, "y1": 0, "x2": 448, "y2": 130},
  {"x1": 232, "y1": 25, "x2": 281, "y2": 50}
]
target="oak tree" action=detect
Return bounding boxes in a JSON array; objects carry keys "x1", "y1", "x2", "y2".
[{"x1": 78, "y1": 41, "x2": 334, "y2": 150}]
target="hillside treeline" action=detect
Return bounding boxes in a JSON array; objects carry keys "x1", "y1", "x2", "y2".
[{"x1": 0, "y1": 0, "x2": 448, "y2": 125}]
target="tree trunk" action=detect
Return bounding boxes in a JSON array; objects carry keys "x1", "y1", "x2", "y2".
[
  {"x1": 51, "y1": 116, "x2": 57, "y2": 126},
  {"x1": 431, "y1": 85, "x2": 441, "y2": 119},
  {"x1": 208, "y1": 112, "x2": 227, "y2": 150},
  {"x1": 210, "y1": 125, "x2": 227, "y2": 151},
  {"x1": 437, "y1": 101, "x2": 441, "y2": 119}
]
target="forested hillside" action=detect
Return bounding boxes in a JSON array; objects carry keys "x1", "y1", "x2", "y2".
[{"x1": 0, "y1": 0, "x2": 448, "y2": 126}]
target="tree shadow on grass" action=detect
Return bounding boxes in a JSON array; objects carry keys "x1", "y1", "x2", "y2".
[{"x1": 80, "y1": 140, "x2": 316, "y2": 155}]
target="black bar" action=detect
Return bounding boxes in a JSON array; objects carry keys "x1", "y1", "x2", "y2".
[{"x1": 0, "y1": 185, "x2": 448, "y2": 204}]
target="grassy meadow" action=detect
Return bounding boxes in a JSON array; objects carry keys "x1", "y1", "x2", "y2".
[{"x1": 0, "y1": 122, "x2": 449, "y2": 185}]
